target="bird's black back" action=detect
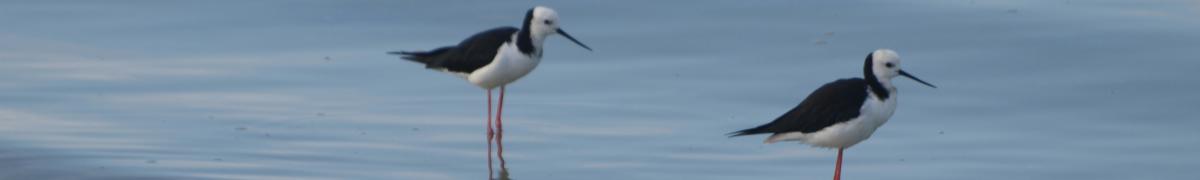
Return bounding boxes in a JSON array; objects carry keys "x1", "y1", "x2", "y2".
[
  {"x1": 730, "y1": 78, "x2": 870, "y2": 136},
  {"x1": 391, "y1": 27, "x2": 520, "y2": 74}
]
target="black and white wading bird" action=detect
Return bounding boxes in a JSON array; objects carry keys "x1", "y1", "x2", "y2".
[
  {"x1": 388, "y1": 6, "x2": 591, "y2": 141},
  {"x1": 729, "y1": 49, "x2": 935, "y2": 180}
]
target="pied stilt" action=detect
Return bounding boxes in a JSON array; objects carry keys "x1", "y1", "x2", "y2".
[
  {"x1": 389, "y1": 6, "x2": 590, "y2": 141},
  {"x1": 730, "y1": 49, "x2": 935, "y2": 180}
]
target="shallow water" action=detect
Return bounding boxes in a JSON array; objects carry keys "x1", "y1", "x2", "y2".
[{"x1": 2, "y1": 0, "x2": 1199, "y2": 179}]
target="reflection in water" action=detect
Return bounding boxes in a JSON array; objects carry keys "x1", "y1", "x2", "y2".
[
  {"x1": 487, "y1": 131, "x2": 494, "y2": 180},
  {"x1": 496, "y1": 131, "x2": 510, "y2": 180},
  {"x1": 488, "y1": 127, "x2": 511, "y2": 180}
]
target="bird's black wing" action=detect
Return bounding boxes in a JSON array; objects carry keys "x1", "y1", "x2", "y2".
[
  {"x1": 730, "y1": 78, "x2": 869, "y2": 136},
  {"x1": 390, "y1": 27, "x2": 518, "y2": 74},
  {"x1": 436, "y1": 26, "x2": 519, "y2": 73}
]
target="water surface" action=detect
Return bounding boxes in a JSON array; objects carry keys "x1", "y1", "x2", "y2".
[{"x1": 1, "y1": 0, "x2": 1198, "y2": 179}]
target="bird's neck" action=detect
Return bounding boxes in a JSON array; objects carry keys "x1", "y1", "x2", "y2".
[
  {"x1": 864, "y1": 73, "x2": 895, "y2": 100},
  {"x1": 515, "y1": 30, "x2": 545, "y2": 56}
]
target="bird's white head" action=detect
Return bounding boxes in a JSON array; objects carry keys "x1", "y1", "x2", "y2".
[
  {"x1": 868, "y1": 49, "x2": 936, "y2": 88},
  {"x1": 527, "y1": 7, "x2": 560, "y2": 37},
  {"x1": 524, "y1": 6, "x2": 591, "y2": 51},
  {"x1": 869, "y1": 49, "x2": 903, "y2": 79}
]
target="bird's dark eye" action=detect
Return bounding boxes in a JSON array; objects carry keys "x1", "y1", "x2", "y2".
[
  {"x1": 885, "y1": 62, "x2": 895, "y2": 68},
  {"x1": 543, "y1": 20, "x2": 553, "y2": 25}
]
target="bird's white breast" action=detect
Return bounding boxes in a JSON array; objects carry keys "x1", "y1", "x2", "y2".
[{"x1": 467, "y1": 43, "x2": 541, "y2": 89}]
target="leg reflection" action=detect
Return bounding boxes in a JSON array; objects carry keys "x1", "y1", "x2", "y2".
[
  {"x1": 497, "y1": 130, "x2": 509, "y2": 180},
  {"x1": 486, "y1": 126, "x2": 512, "y2": 180}
]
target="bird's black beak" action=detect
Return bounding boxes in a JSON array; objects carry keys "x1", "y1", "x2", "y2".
[
  {"x1": 899, "y1": 70, "x2": 937, "y2": 88},
  {"x1": 556, "y1": 28, "x2": 592, "y2": 51}
]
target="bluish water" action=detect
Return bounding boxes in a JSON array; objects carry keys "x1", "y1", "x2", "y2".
[{"x1": 2, "y1": 0, "x2": 1199, "y2": 179}]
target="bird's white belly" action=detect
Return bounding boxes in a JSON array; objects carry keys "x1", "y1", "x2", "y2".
[
  {"x1": 799, "y1": 115, "x2": 886, "y2": 148},
  {"x1": 468, "y1": 46, "x2": 539, "y2": 89},
  {"x1": 777, "y1": 95, "x2": 898, "y2": 148}
]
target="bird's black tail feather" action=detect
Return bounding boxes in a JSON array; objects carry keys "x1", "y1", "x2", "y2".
[
  {"x1": 387, "y1": 46, "x2": 454, "y2": 65},
  {"x1": 386, "y1": 51, "x2": 427, "y2": 63},
  {"x1": 728, "y1": 125, "x2": 770, "y2": 137}
]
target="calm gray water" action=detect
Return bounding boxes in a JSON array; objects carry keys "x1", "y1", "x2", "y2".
[{"x1": 2, "y1": 0, "x2": 1199, "y2": 179}]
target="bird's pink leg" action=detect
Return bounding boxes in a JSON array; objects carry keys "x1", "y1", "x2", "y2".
[
  {"x1": 496, "y1": 86, "x2": 505, "y2": 133},
  {"x1": 487, "y1": 89, "x2": 495, "y2": 140},
  {"x1": 834, "y1": 148, "x2": 844, "y2": 180},
  {"x1": 486, "y1": 89, "x2": 494, "y2": 180}
]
